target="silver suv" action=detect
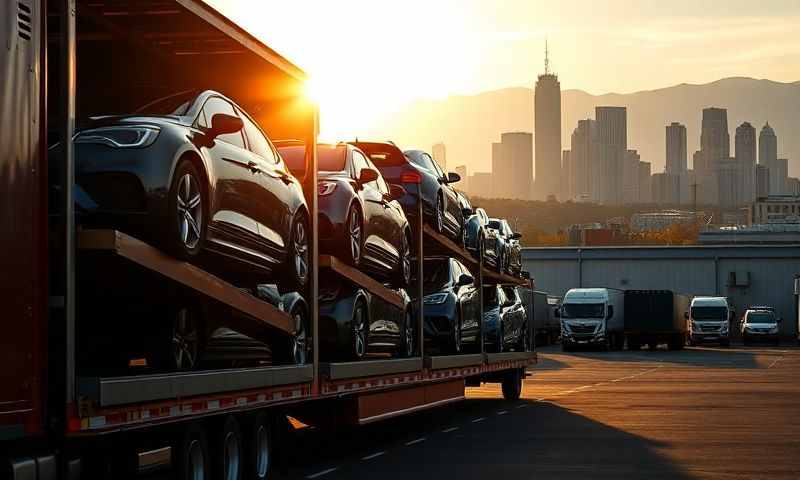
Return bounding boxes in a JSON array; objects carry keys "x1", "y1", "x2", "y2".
[{"x1": 740, "y1": 308, "x2": 781, "y2": 346}]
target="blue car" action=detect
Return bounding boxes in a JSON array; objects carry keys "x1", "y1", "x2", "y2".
[{"x1": 483, "y1": 285, "x2": 528, "y2": 352}]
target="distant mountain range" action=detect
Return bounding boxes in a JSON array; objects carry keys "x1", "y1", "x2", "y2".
[{"x1": 370, "y1": 77, "x2": 800, "y2": 178}]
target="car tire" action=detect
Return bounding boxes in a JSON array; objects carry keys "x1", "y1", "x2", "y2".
[
  {"x1": 400, "y1": 308, "x2": 414, "y2": 358},
  {"x1": 501, "y1": 368, "x2": 523, "y2": 401},
  {"x1": 435, "y1": 194, "x2": 445, "y2": 234},
  {"x1": 393, "y1": 231, "x2": 411, "y2": 288},
  {"x1": 344, "y1": 204, "x2": 363, "y2": 267},
  {"x1": 168, "y1": 161, "x2": 207, "y2": 259},
  {"x1": 158, "y1": 306, "x2": 205, "y2": 372},
  {"x1": 271, "y1": 302, "x2": 309, "y2": 366},
  {"x1": 450, "y1": 306, "x2": 463, "y2": 354},
  {"x1": 212, "y1": 416, "x2": 244, "y2": 480},
  {"x1": 350, "y1": 299, "x2": 369, "y2": 360},
  {"x1": 288, "y1": 212, "x2": 309, "y2": 290}
]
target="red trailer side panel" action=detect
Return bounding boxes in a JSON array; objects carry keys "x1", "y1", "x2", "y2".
[{"x1": 0, "y1": 0, "x2": 45, "y2": 439}]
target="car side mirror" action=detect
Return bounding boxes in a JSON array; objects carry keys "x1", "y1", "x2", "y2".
[
  {"x1": 511, "y1": 232, "x2": 522, "y2": 240},
  {"x1": 359, "y1": 168, "x2": 379, "y2": 184},
  {"x1": 388, "y1": 183, "x2": 406, "y2": 200},
  {"x1": 457, "y1": 273, "x2": 474, "y2": 286},
  {"x1": 606, "y1": 305, "x2": 614, "y2": 320},
  {"x1": 209, "y1": 113, "x2": 243, "y2": 138},
  {"x1": 446, "y1": 172, "x2": 461, "y2": 183}
]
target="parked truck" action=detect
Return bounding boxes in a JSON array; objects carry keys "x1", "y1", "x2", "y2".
[
  {"x1": 624, "y1": 290, "x2": 690, "y2": 350},
  {"x1": 687, "y1": 296, "x2": 732, "y2": 347},
  {"x1": 560, "y1": 288, "x2": 625, "y2": 350},
  {"x1": 519, "y1": 289, "x2": 559, "y2": 346}
]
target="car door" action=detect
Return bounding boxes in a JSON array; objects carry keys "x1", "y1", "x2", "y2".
[
  {"x1": 352, "y1": 150, "x2": 390, "y2": 269},
  {"x1": 429, "y1": 155, "x2": 461, "y2": 235},
  {"x1": 195, "y1": 96, "x2": 264, "y2": 255},
  {"x1": 505, "y1": 287, "x2": 525, "y2": 339},
  {"x1": 371, "y1": 161, "x2": 404, "y2": 263},
  {"x1": 453, "y1": 260, "x2": 480, "y2": 343},
  {"x1": 239, "y1": 112, "x2": 299, "y2": 263}
]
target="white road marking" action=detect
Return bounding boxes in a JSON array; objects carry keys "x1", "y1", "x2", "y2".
[
  {"x1": 361, "y1": 451, "x2": 385, "y2": 461},
  {"x1": 516, "y1": 403, "x2": 528, "y2": 408},
  {"x1": 405, "y1": 437, "x2": 426, "y2": 446},
  {"x1": 471, "y1": 417, "x2": 486, "y2": 423},
  {"x1": 768, "y1": 356, "x2": 784, "y2": 369},
  {"x1": 496, "y1": 410, "x2": 508, "y2": 415},
  {"x1": 442, "y1": 427, "x2": 459, "y2": 433},
  {"x1": 307, "y1": 467, "x2": 338, "y2": 479}
]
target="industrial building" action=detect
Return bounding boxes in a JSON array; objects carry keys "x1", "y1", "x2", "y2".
[{"x1": 522, "y1": 245, "x2": 800, "y2": 337}]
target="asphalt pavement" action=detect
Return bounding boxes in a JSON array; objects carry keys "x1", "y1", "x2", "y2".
[{"x1": 278, "y1": 343, "x2": 800, "y2": 480}]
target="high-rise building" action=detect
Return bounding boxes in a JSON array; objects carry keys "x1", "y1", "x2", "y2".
[
  {"x1": 756, "y1": 165, "x2": 770, "y2": 199},
  {"x1": 718, "y1": 157, "x2": 741, "y2": 208},
  {"x1": 469, "y1": 172, "x2": 493, "y2": 198},
  {"x1": 502, "y1": 132, "x2": 534, "y2": 201},
  {"x1": 570, "y1": 119, "x2": 599, "y2": 202},
  {"x1": 788, "y1": 177, "x2": 800, "y2": 196},
  {"x1": 534, "y1": 41, "x2": 561, "y2": 200},
  {"x1": 561, "y1": 150, "x2": 573, "y2": 200},
  {"x1": 759, "y1": 122, "x2": 778, "y2": 192},
  {"x1": 638, "y1": 161, "x2": 652, "y2": 203},
  {"x1": 596, "y1": 106, "x2": 627, "y2": 204},
  {"x1": 775, "y1": 158, "x2": 789, "y2": 194},
  {"x1": 666, "y1": 122, "x2": 687, "y2": 175},
  {"x1": 432, "y1": 142, "x2": 446, "y2": 171},
  {"x1": 623, "y1": 150, "x2": 640, "y2": 204},
  {"x1": 491, "y1": 141, "x2": 508, "y2": 198},
  {"x1": 735, "y1": 122, "x2": 756, "y2": 204},
  {"x1": 455, "y1": 165, "x2": 468, "y2": 194},
  {"x1": 700, "y1": 107, "x2": 729, "y2": 205},
  {"x1": 651, "y1": 172, "x2": 680, "y2": 205}
]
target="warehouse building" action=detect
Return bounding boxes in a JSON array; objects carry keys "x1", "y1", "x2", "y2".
[{"x1": 522, "y1": 245, "x2": 800, "y2": 337}]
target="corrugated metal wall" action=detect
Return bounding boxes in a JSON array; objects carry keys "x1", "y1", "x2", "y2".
[{"x1": 523, "y1": 246, "x2": 800, "y2": 337}]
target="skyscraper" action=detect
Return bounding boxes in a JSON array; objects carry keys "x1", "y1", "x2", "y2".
[
  {"x1": 455, "y1": 165, "x2": 468, "y2": 194},
  {"x1": 756, "y1": 165, "x2": 770, "y2": 199},
  {"x1": 570, "y1": 119, "x2": 599, "y2": 202},
  {"x1": 775, "y1": 158, "x2": 789, "y2": 194},
  {"x1": 432, "y1": 142, "x2": 447, "y2": 171},
  {"x1": 561, "y1": 150, "x2": 573, "y2": 200},
  {"x1": 596, "y1": 106, "x2": 627, "y2": 204},
  {"x1": 491, "y1": 141, "x2": 508, "y2": 198},
  {"x1": 759, "y1": 123, "x2": 779, "y2": 193},
  {"x1": 501, "y1": 132, "x2": 534, "y2": 201},
  {"x1": 623, "y1": 150, "x2": 640, "y2": 204},
  {"x1": 638, "y1": 161, "x2": 652, "y2": 203},
  {"x1": 666, "y1": 122, "x2": 687, "y2": 175},
  {"x1": 735, "y1": 122, "x2": 756, "y2": 203},
  {"x1": 534, "y1": 41, "x2": 561, "y2": 201},
  {"x1": 700, "y1": 107, "x2": 729, "y2": 205}
]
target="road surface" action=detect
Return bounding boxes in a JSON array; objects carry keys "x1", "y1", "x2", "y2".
[{"x1": 279, "y1": 344, "x2": 800, "y2": 479}]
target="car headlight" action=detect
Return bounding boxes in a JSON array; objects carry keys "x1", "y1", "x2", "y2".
[
  {"x1": 423, "y1": 293, "x2": 449, "y2": 305},
  {"x1": 769, "y1": 326, "x2": 779, "y2": 334},
  {"x1": 318, "y1": 181, "x2": 337, "y2": 196},
  {"x1": 74, "y1": 126, "x2": 160, "y2": 148}
]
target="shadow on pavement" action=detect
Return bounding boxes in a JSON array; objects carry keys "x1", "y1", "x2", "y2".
[
  {"x1": 542, "y1": 344, "x2": 764, "y2": 369},
  {"x1": 277, "y1": 397, "x2": 695, "y2": 480}
]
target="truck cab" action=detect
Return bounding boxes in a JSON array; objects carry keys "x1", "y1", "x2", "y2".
[
  {"x1": 687, "y1": 297, "x2": 731, "y2": 347},
  {"x1": 560, "y1": 288, "x2": 623, "y2": 350}
]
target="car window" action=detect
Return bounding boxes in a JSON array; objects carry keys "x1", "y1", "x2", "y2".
[
  {"x1": 199, "y1": 97, "x2": 245, "y2": 149},
  {"x1": 352, "y1": 150, "x2": 370, "y2": 177},
  {"x1": 502, "y1": 286, "x2": 518, "y2": 304},
  {"x1": 407, "y1": 151, "x2": 436, "y2": 172},
  {"x1": 367, "y1": 158, "x2": 390, "y2": 194},
  {"x1": 429, "y1": 154, "x2": 446, "y2": 177},
  {"x1": 241, "y1": 114, "x2": 277, "y2": 163}
]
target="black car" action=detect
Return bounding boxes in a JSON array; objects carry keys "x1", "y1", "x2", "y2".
[
  {"x1": 483, "y1": 286, "x2": 528, "y2": 352},
  {"x1": 350, "y1": 142, "x2": 464, "y2": 245},
  {"x1": 463, "y1": 206, "x2": 503, "y2": 269},
  {"x1": 72, "y1": 90, "x2": 310, "y2": 289},
  {"x1": 487, "y1": 218, "x2": 522, "y2": 276},
  {"x1": 418, "y1": 257, "x2": 481, "y2": 353},
  {"x1": 318, "y1": 277, "x2": 414, "y2": 361},
  {"x1": 277, "y1": 142, "x2": 412, "y2": 287}
]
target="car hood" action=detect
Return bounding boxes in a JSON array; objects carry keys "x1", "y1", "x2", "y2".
[
  {"x1": 745, "y1": 323, "x2": 777, "y2": 328},
  {"x1": 79, "y1": 114, "x2": 190, "y2": 131}
]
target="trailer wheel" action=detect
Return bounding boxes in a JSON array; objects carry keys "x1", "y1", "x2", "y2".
[
  {"x1": 501, "y1": 368, "x2": 523, "y2": 401},
  {"x1": 212, "y1": 416, "x2": 243, "y2": 480},
  {"x1": 245, "y1": 412, "x2": 273, "y2": 480},
  {"x1": 175, "y1": 424, "x2": 209, "y2": 480}
]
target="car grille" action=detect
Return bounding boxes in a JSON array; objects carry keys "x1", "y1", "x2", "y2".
[
  {"x1": 569, "y1": 324, "x2": 597, "y2": 334},
  {"x1": 700, "y1": 325, "x2": 721, "y2": 332}
]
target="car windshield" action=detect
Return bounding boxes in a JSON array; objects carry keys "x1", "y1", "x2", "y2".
[
  {"x1": 134, "y1": 90, "x2": 198, "y2": 116},
  {"x1": 405, "y1": 151, "x2": 436, "y2": 171},
  {"x1": 418, "y1": 260, "x2": 450, "y2": 295},
  {"x1": 353, "y1": 143, "x2": 407, "y2": 166},
  {"x1": 747, "y1": 312, "x2": 776, "y2": 324},
  {"x1": 692, "y1": 306, "x2": 727, "y2": 320},
  {"x1": 562, "y1": 303, "x2": 604, "y2": 319},
  {"x1": 278, "y1": 144, "x2": 347, "y2": 175},
  {"x1": 488, "y1": 220, "x2": 501, "y2": 229}
]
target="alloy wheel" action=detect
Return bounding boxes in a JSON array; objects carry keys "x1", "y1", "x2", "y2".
[
  {"x1": 293, "y1": 216, "x2": 309, "y2": 287},
  {"x1": 172, "y1": 308, "x2": 199, "y2": 371},
  {"x1": 400, "y1": 234, "x2": 411, "y2": 286},
  {"x1": 348, "y1": 207, "x2": 362, "y2": 265},
  {"x1": 404, "y1": 310, "x2": 414, "y2": 357},
  {"x1": 353, "y1": 303, "x2": 367, "y2": 359},
  {"x1": 255, "y1": 424, "x2": 270, "y2": 479},
  {"x1": 291, "y1": 310, "x2": 307, "y2": 365},
  {"x1": 187, "y1": 439, "x2": 205, "y2": 480},
  {"x1": 176, "y1": 173, "x2": 203, "y2": 250},
  {"x1": 436, "y1": 196, "x2": 444, "y2": 232}
]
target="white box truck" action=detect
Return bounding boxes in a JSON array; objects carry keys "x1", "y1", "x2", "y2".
[
  {"x1": 560, "y1": 288, "x2": 625, "y2": 351},
  {"x1": 687, "y1": 296, "x2": 732, "y2": 347}
]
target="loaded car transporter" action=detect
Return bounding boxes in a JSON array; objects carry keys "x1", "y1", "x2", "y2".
[{"x1": 0, "y1": 1, "x2": 536, "y2": 479}]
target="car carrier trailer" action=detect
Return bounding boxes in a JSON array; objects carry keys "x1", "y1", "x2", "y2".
[{"x1": 1, "y1": 2, "x2": 535, "y2": 479}]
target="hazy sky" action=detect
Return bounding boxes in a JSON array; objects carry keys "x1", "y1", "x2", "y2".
[{"x1": 208, "y1": 0, "x2": 800, "y2": 138}]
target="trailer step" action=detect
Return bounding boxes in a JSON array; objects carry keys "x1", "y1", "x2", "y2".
[
  {"x1": 321, "y1": 357, "x2": 423, "y2": 381},
  {"x1": 424, "y1": 353, "x2": 484, "y2": 370}
]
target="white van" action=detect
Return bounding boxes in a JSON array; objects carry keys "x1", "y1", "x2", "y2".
[
  {"x1": 560, "y1": 288, "x2": 624, "y2": 350},
  {"x1": 687, "y1": 296, "x2": 731, "y2": 346}
]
